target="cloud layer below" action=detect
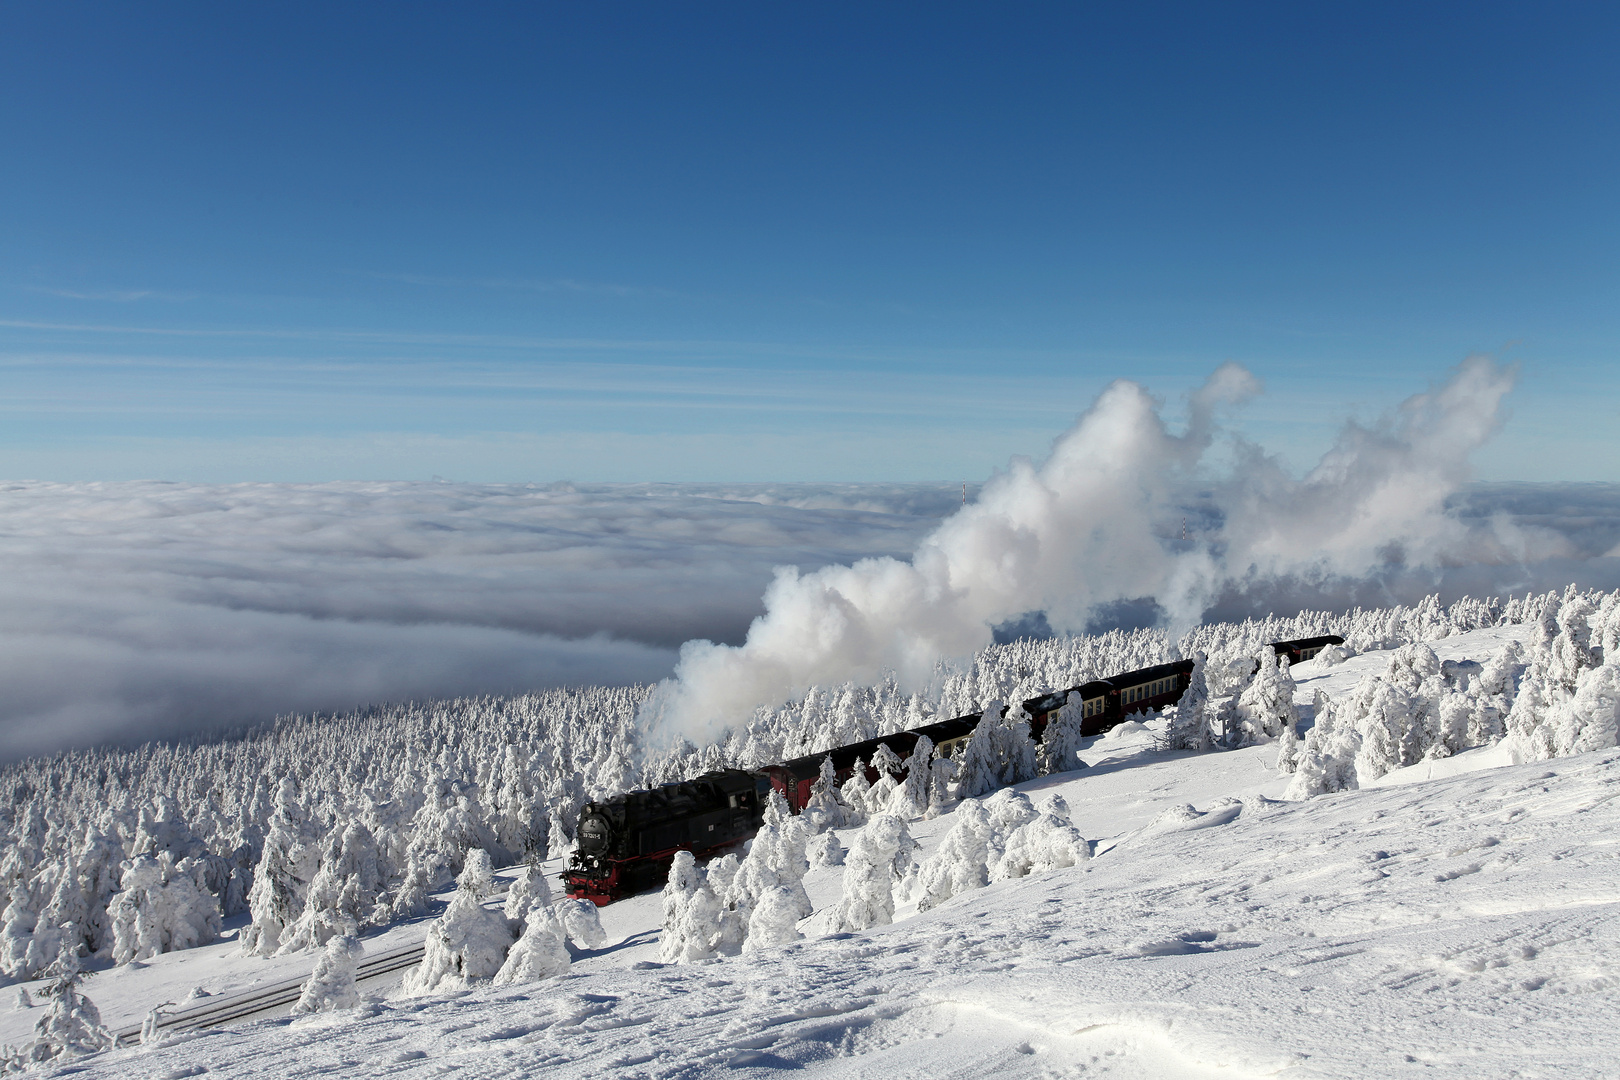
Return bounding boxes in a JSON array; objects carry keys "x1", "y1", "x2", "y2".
[
  {"x1": 0, "y1": 480, "x2": 959, "y2": 758},
  {"x1": 2, "y1": 417, "x2": 1618, "y2": 760}
]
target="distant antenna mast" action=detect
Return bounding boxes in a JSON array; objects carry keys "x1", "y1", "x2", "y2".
[
  {"x1": 962, "y1": 482, "x2": 967, "y2": 506},
  {"x1": 1181, "y1": 517, "x2": 1187, "y2": 542}
]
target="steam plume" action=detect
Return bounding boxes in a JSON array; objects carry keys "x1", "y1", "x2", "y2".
[{"x1": 639, "y1": 357, "x2": 1517, "y2": 747}]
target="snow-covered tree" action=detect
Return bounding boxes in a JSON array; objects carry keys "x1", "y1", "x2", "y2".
[
  {"x1": 982, "y1": 788, "x2": 1039, "y2": 859},
  {"x1": 1000, "y1": 706, "x2": 1039, "y2": 786},
  {"x1": 503, "y1": 863, "x2": 552, "y2": 921},
  {"x1": 993, "y1": 794, "x2": 1090, "y2": 880},
  {"x1": 394, "y1": 775, "x2": 500, "y2": 919},
  {"x1": 743, "y1": 885, "x2": 805, "y2": 953},
  {"x1": 840, "y1": 767, "x2": 873, "y2": 826},
  {"x1": 926, "y1": 753, "x2": 957, "y2": 818},
  {"x1": 915, "y1": 799, "x2": 993, "y2": 912},
  {"x1": 807, "y1": 830, "x2": 845, "y2": 869},
  {"x1": 556, "y1": 897, "x2": 607, "y2": 950},
  {"x1": 291, "y1": 935, "x2": 365, "y2": 1014},
  {"x1": 72, "y1": 823, "x2": 125, "y2": 958},
  {"x1": 241, "y1": 778, "x2": 322, "y2": 957},
  {"x1": 490, "y1": 744, "x2": 550, "y2": 862},
  {"x1": 14, "y1": 934, "x2": 112, "y2": 1068},
  {"x1": 0, "y1": 882, "x2": 57, "y2": 982},
  {"x1": 1037, "y1": 692, "x2": 1088, "y2": 773},
  {"x1": 954, "y1": 702, "x2": 1005, "y2": 799},
  {"x1": 108, "y1": 854, "x2": 222, "y2": 964},
  {"x1": 1163, "y1": 653, "x2": 1211, "y2": 752},
  {"x1": 869, "y1": 742, "x2": 903, "y2": 781},
  {"x1": 400, "y1": 850, "x2": 516, "y2": 995},
  {"x1": 657, "y1": 851, "x2": 721, "y2": 964},
  {"x1": 829, "y1": 813, "x2": 916, "y2": 932},
  {"x1": 282, "y1": 819, "x2": 384, "y2": 952},
  {"x1": 1234, "y1": 649, "x2": 1298, "y2": 746},
  {"x1": 722, "y1": 792, "x2": 811, "y2": 953},
  {"x1": 802, "y1": 755, "x2": 849, "y2": 832},
  {"x1": 888, "y1": 735, "x2": 934, "y2": 819},
  {"x1": 1519, "y1": 663, "x2": 1620, "y2": 760},
  {"x1": 494, "y1": 905, "x2": 570, "y2": 985}
]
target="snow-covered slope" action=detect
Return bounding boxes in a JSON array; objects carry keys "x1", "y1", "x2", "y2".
[{"x1": 26, "y1": 625, "x2": 1617, "y2": 1080}]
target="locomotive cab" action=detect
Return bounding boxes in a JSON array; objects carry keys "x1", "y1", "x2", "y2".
[{"x1": 564, "y1": 769, "x2": 771, "y2": 905}]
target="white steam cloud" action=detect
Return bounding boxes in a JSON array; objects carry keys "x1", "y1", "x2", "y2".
[{"x1": 640, "y1": 357, "x2": 1524, "y2": 747}]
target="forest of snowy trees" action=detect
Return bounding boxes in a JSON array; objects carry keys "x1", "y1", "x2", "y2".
[{"x1": 2, "y1": 587, "x2": 1617, "y2": 991}]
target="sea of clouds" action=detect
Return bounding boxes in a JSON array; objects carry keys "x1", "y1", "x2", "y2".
[
  {"x1": 0, "y1": 480, "x2": 959, "y2": 758},
  {"x1": 3, "y1": 358, "x2": 1619, "y2": 760}
]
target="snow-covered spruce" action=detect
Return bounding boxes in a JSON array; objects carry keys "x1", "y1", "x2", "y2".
[
  {"x1": 1232, "y1": 647, "x2": 1298, "y2": 747},
  {"x1": 828, "y1": 813, "x2": 917, "y2": 932},
  {"x1": 657, "y1": 851, "x2": 721, "y2": 964},
  {"x1": 720, "y1": 792, "x2": 812, "y2": 954},
  {"x1": 992, "y1": 794, "x2": 1091, "y2": 880},
  {"x1": 108, "y1": 853, "x2": 222, "y2": 963},
  {"x1": 399, "y1": 850, "x2": 515, "y2": 996},
  {"x1": 1035, "y1": 691, "x2": 1088, "y2": 773},
  {"x1": 292, "y1": 935, "x2": 365, "y2": 1015},
  {"x1": 914, "y1": 798, "x2": 993, "y2": 912},
  {"x1": 556, "y1": 897, "x2": 607, "y2": 950},
  {"x1": 2, "y1": 935, "x2": 112, "y2": 1072},
  {"x1": 1162, "y1": 651, "x2": 1212, "y2": 751},
  {"x1": 502, "y1": 863, "x2": 551, "y2": 921},
  {"x1": 493, "y1": 905, "x2": 569, "y2": 986}
]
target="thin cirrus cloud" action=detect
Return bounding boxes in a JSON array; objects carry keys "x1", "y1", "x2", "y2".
[
  {"x1": 357, "y1": 270, "x2": 681, "y2": 298},
  {"x1": 23, "y1": 287, "x2": 200, "y2": 303}
]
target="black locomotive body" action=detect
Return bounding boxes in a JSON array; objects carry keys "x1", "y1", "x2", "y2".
[
  {"x1": 565, "y1": 768, "x2": 771, "y2": 905},
  {"x1": 567, "y1": 639, "x2": 1324, "y2": 903}
]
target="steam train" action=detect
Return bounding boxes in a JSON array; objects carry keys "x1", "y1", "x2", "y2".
[{"x1": 564, "y1": 635, "x2": 1342, "y2": 904}]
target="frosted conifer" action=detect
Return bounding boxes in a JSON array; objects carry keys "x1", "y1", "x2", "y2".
[
  {"x1": 1235, "y1": 649, "x2": 1298, "y2": 745},
  {"x1": 557, "y1": 897, "x2": 608, "y2": 950},
  {"x1": 1037, "y1": 692, "x2": 1088, "y2": 773},
  {"x1": 889, "y1": 735, "x2": 934, "y2": 819},
  {"x1": 242, "y1": 777, "x2": 321, "y2": 957},
  {"x1": 292, "y1": 935, "x2": 365, "y2": 1014},
  {"x1": 503, "y1": 863, "x2": 552, "y2": 921},
  {"x1": 915, "y1": 799, "x2": 993, "y2": 911},
  {"x1": 494, "y1": 905, "x2": 570, "y2": 985},
  {"x1": 742, "y1": 885, "x2": 804, "y2": 953},
  {"x1": 829, "y1": 813, "x2": 916, "y2": 932},
  {"x1": 657, "y1": 851, "x2": 720, "y2": 964},
  {"x1": 19, "y1": 934, "x2": 112, "y2": 1067},
  {"x1": 400, "y1": 850, "x2": 516, "y2": 995},
  {"x1": 1164, "y1": 653, "x2": 1211, "y2": 752}
]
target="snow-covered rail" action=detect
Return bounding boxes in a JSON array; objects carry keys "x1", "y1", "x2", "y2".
[{"x1": 112, "y1": 941, "x2": 426, "y2": 1046}]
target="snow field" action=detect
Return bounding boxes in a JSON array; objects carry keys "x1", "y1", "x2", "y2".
[
  {"x1": 57, "y1": 754, "x2": 1620, "y2": 1076},
  {"x1": 13, "y1": 612, "x2": 1620, "y2": 1078},
  {"x1": 44, "y1": 625, "x2": 1620, "y2": 1078}
]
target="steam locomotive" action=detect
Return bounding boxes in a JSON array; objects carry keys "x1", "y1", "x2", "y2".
[{"x1": 564, "y1": 636, "x2": 1341, "y2": 904}]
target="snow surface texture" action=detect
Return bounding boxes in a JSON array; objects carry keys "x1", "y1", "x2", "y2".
[{"x1": 36, "y1": 707, "x2": 1620, "y2": 1078}]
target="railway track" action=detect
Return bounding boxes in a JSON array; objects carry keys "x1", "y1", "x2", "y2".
[{"x1": 112, "y1": 940, "x2": 426, "y2": 1046}]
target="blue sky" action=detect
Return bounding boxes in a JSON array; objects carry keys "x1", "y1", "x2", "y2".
[{"x1": 2, "y1": 3, "x2": 1615, "y2": 482}]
